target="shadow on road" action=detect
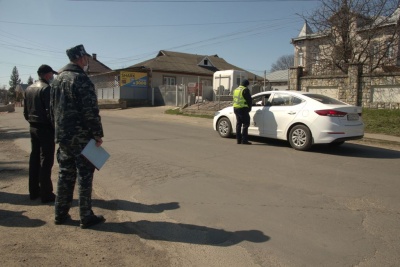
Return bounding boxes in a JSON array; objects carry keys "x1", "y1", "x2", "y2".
[
  {"x1": 310, "y1": 143, "x2": 400, "y2": 159},
  {"x1": 0, "y1": 127, "x2": 30, "y2": 140},
  {"x1": 0, "y1": 191, "x2": 39, "y2": 206},
  {"x1": 0, "y1": 209, "x2": 46, "y2": 227},
  {"x1": 0, "y1": 162, "x2": 28, "y2": 181},
  {"x1": 248, "y1": 136, "x2": 400, "y2": 159},
  {"x1": 93, "y1": 199, "x2": 180, "y2": 213},
  {"x1": 91, "y1": 220, "x2": 270, "y2": 246}
]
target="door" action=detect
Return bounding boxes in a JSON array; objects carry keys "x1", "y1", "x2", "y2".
[
  {"x1": 264, "y1": 93, "x2": 305, "y2": 139},
  {"x1": 248, "y1": 93, "x2": 271, "y2": 136}
]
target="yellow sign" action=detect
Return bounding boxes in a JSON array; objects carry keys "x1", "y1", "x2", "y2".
[{"x1": 119, "y1": 71, "x2": 148, "y2": 87}]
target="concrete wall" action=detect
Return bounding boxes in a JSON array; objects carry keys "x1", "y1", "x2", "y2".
[{"x1": 289, "y1": 65, "x2": 400, "y2": 109}]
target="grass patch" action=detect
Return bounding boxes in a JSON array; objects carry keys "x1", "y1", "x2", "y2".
[
  {"x1": 164, "y1": 108, "x2": 183, "y2": 115},
  {"x1": 362, "y1": 108, "x2": 400, "y2": 137}
]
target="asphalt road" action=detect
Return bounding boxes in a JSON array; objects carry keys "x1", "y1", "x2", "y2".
[{"x1": 3, "y1": 107, "x2": 400, "y2": 266}]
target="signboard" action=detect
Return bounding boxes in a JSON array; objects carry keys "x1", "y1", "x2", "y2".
[{"x1": 120, "y1": 71, "x2": 147, "y2": 87}]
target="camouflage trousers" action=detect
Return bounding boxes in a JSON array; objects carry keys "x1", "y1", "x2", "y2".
[{"x1": 55, "y1": 143, "x2": 95, "y2": 221}]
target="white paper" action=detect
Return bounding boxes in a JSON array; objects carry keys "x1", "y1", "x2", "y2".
[{"x1": 81, "y1": 139, "x2": 110, "y2": 170}]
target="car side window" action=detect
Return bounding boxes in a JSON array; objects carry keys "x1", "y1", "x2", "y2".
[
  {"x1": 252, "y1": 96, "x2": 264, "y2": 106},
  {"x1": 291, "y1": 96, "x2": 304, "y2": 105},
  {"x1": 270, "y1": 94, "x2": 286, "y2": 106},
  {"x1": 252, "y1": 94, "x2": 271, "y2": 106},
  {"x1": 270, "y1": 94, "x2": 303, "y2": 106}
]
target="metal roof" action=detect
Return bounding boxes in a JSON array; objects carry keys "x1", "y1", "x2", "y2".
[
  {"x1": 128, "y1": 50, "x2": 262, "y2": 79},
  {"x1": 265, "y1": 69, "x2": 289, "y2": 82}
]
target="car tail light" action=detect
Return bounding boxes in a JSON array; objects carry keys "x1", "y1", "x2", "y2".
[{"x1": 314, "y1": 109, "x2": 347, "y2": 117}]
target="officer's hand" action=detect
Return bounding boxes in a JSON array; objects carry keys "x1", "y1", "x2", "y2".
[{"x1": 95, "y1": 138, "x2": 103, "y2": 147}]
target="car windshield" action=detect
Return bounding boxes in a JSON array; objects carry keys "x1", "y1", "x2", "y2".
[{"x1": 303, "y1": 94, "x2": 347, "y2": 105}]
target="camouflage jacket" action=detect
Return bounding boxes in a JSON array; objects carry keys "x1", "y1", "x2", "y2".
[{"x1": 50, "y1": 63, "x2": 103, "y2": 146}]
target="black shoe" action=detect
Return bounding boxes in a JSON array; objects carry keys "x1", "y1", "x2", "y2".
[
  {"x1": 80, "y1": 214, "x2": 105, "y2": 229},
  {"x1": 54, "y1": 214, "x2": 71, "y2": 225},
  {"x1": 242, "y1": 141, "x2": 252, "y2": 145},
  {"x1": 41, "y1": 193, "x2": 56, "y2": 203},
  {"x1": 237, "y1": 141, "x2": 241, "y2": 144}
]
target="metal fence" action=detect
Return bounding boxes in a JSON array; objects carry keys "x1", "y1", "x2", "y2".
[
  {"x1": 90, "y1": 72, "x2": 120, "y2": 99},
  {"x1": 158, "y1": 84, "x2": 215, "y2": 106},
  {"x1": 90, "y1": 72, "x2": 267, "y2": 107}
]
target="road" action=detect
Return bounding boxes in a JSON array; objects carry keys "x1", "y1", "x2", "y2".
[{"x1": 2, "y1": 106, "x2": 400, "y2": 266}]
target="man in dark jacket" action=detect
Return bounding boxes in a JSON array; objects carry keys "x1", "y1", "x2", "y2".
[
  {"x1": 24, "y1": 64, "x2": 58, "y2": 203},
  {"x1": 233, "y1": 79, "x2": 252, "y2": 145},
  {"x1": 50, "y1": 44, "x2": 105, "y2": 228}
]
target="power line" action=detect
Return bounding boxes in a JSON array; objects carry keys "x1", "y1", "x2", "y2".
[
  {"x1": 102, "y1": 17, "x2": 301, "y2": 66},
  {"x1": 0, "y1": 17, "x2": 298, "y2": 28}
]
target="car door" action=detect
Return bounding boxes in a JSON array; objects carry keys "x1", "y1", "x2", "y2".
[
  {"x1": 248, "y1": 94, "x2": 271, "y2": 136},
  {"x1": 264, "y1": 93, "x2": 305, "y2": 139},
  {"x1": 249, "y1": 106, "x2": 264, "y2": 135}
]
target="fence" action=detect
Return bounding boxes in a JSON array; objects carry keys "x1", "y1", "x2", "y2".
[
  {"x1": 91, "y1": 72, "x2": 268, "y2": 107},
  {"x1": 290, "y1": 65, "x2": 400, "y2": 109},
  {"x1": 157, "y1": 84, "x2": 215, "y2": 106},
  {"x1": 90, "y1": 72, "x2": 120, "y2": 100}
]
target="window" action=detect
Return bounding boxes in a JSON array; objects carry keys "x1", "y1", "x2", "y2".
[
  {"x1": 204, "y1": 59, "x2": 208, "y2": 65},
  {"x1": 252, "y1": 94, "x2": 271, "y2": 106},
  {"x1": 371, "y1": 42, "x2": 379, "y2": 58},
  {"x1": 163, "y1": 76, "x2": 176, "y2": 86},
  {"x1": 311, "y1": 46, "x2": 320, "y2": 65},
  {"x1": 298, "y1": 52, "x2": 304, "y2": 66},
  {"x1": 386, "y1": 41, "x2": 394, "y2": 58},
  {"x1": 269, "y1": 93, "x2": 303, "y2": 106}
]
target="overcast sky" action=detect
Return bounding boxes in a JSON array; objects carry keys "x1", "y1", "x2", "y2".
[{"x1": 0, "y1": 0, "x2": 320, "y2": 87}]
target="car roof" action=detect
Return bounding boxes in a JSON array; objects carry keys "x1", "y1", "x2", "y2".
[{"x1": 252, "y1": 90, "x2": 308, "y2": 97}]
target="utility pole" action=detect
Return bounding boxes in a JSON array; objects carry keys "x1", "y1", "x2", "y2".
[{"x1": 264, "y1": 70, "x2": 266, "y2": 91}]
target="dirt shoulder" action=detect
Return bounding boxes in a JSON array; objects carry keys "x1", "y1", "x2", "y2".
[{"x1": 0, "y1": 128, "x2": 169, "y2": 267}]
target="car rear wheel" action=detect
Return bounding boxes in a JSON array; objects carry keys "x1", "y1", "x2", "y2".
[
  {"x1": 289, "y1": 125, "x2": 312, "y2": 151},
  {"x1": 217, "y1": 117, "x2": 232, "y2": 138}
]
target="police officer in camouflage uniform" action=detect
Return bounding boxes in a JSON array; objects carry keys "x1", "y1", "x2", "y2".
[
  {"x1": 50, "y1": 44, "x2": 105, "y2": 228},
  {"x1": 24, "y1": 64, "x2": 58, "y2": 203}
]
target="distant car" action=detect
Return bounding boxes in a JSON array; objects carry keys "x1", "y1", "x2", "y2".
[{"x1": 213, "y1": 91, "x2": 364, "y2": 151}]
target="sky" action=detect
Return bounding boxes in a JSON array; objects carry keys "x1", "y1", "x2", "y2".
[{"x1": 0, "y1": 0, "x2": 320, "y2": 88}]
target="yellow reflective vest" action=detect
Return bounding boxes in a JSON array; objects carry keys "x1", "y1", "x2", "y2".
[{"x1": 233, "y1": 85, "x2": 249, "y2": 108}]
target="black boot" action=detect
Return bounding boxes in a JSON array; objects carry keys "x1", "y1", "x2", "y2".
[{"x1": 80, "y1": 214, "x2": 106, "y2": 229}]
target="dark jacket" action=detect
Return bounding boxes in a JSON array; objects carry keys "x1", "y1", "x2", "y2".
[
  {"x1": 50, "y1": 63, "x2": 103, "y2": 146},
  {"x1": 23, "y1": 79, "x2": 53, "y2": 127},
  {"x1": 242, "y1": 87, "x2": 252, "y2": 110}
]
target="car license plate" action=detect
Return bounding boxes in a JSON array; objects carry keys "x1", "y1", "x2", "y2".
[{"x1": 347, "y1": 113, "x2": 359, "y2": 121}]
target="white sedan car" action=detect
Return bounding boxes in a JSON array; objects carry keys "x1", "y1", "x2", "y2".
[{"x1": 213, "y1": 91, "x2": 364, "y2": 151}]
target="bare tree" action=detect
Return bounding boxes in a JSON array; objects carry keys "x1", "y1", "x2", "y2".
[
  {"x1": 270, "y1": 54, "x2": 294, "y2": 72},
  {"x1": 303, "y1": 0, "x2": 400, "y2": 73}
]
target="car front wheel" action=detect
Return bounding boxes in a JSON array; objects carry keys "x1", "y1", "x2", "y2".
[
  {"x1": 217, "y1": 117, "x2": 232, "y2": 138},
  {"x1": 288, "y1": 125, "x2": 312, "y2": 151}
]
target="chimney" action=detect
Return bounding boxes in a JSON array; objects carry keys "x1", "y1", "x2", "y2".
[{"x1": 92, "y1": 53, "x2": 97, "y2": 60}]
